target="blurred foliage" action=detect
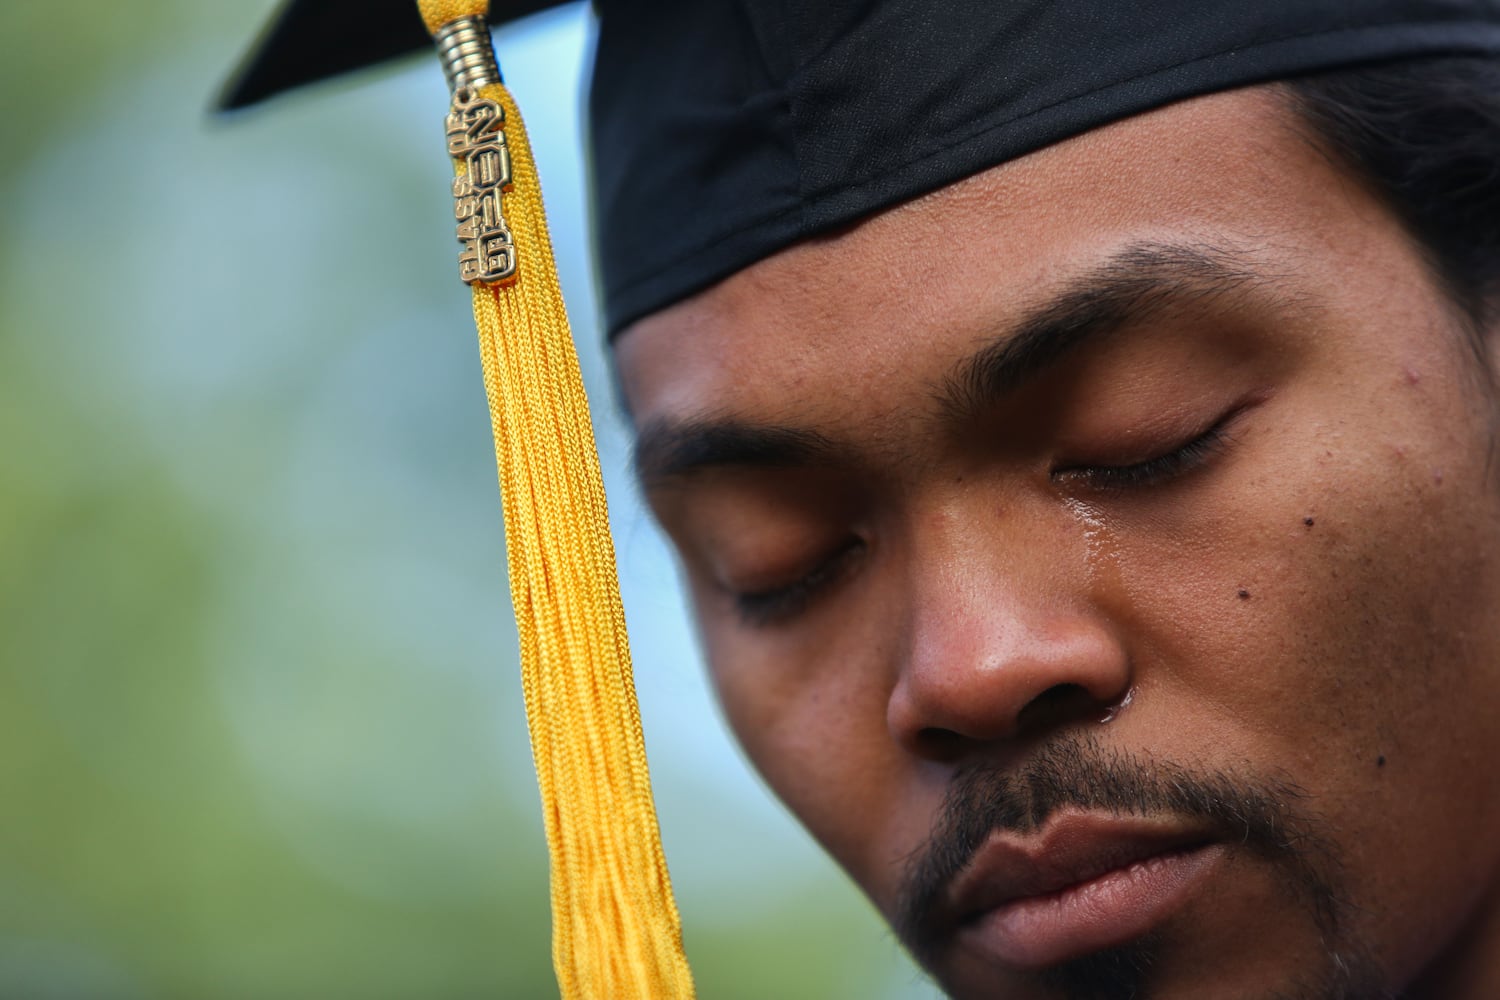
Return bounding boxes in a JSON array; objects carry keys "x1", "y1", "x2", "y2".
[{"x1": 0, "y1": 1, "x2": 938, "y2": 997}]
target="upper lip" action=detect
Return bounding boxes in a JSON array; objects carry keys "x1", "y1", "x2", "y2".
[{"x1": 946, "y1": 811, "x2": 1218, "y2": 924}]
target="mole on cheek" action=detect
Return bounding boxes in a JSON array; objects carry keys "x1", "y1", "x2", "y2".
[
  {"x1": 1303, "y1": 517, "x2": 1315, "y2": 528},
  {"x1": 1237, "y1": 588, "x2": 1251, "y2": 601},
  {"x1": 1377, "y1": 755, "x2": 1387, "y2": 768}
]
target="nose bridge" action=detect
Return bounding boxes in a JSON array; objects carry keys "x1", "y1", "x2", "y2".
[
  {"x1": 887, "y1": 486, "x2": 1131, "y2": 755},
  {"x1": 903, "y1": 491, "x2": 1090, "y2": 675}
]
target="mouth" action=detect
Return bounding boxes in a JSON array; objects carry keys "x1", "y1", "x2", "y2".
[{"x1": 947, "y1": 812, "x2": 1225, "y2": 970}]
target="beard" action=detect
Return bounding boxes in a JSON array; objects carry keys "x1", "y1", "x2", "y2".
[{"x1": 893, "y1": 734, "x2": 1391, "y2": 1000}]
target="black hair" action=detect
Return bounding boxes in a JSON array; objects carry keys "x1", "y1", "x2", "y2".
[{"x1": 1289, "y1": 56, "x2": 1500, "y2": 333}]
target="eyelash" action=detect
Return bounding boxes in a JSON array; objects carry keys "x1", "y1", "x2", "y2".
[
  {"x1": 727, "y1": 418, "x2": 1235, "y2": 627},
  {"x1": 732, "y1": 541, "x2": 864, "y2": 628},
  {"x1": 1052, "y1": 417, "x2": 1235, "y2": 491}
]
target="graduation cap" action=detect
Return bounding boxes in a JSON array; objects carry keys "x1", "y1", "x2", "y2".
[{"x1": 220, "y1": 1, "x2": 1500, "y2": 996}]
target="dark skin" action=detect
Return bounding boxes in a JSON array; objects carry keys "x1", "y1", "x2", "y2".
[{"x1": 616, "y1": 89, "x2": 1500, "y2": 998}]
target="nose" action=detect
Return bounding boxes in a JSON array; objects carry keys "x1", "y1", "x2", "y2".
[{"x1": 885, "y1": 537, "x2": 1132, "y2": 760}]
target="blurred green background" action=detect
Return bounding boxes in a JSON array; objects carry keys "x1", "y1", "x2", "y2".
[{"x1": 0, "y1": 1, "x2": 941, "y2": 997}]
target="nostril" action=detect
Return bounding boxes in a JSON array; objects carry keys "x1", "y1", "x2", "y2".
[
  {"x1": 1098, "y1": 686, "x2": 1135, "y2": 724},
  {"x1": 1015, "y1": 683, "x2": 1100, "y2": 737},
  {"x1": 888, "y1": 612, "x2": 1132, "y2": 757},
  {"x1": 915, "y1": 726, "x2": 969, "y2": 761}
]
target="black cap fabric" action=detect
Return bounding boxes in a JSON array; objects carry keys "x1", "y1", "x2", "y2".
[
  {"x1": 218, "y1": 0, "x2": 572, "y2": 110},
  {"x1": 224, "y1": 0, "x2": 1500, "y2": 337}
]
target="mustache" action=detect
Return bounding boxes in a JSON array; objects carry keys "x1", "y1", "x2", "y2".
[{"x1": 894, "y1": 734, "x2": 1342, "y2": 965}]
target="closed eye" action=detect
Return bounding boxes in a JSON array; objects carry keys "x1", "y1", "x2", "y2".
[
  {"x1": 731, "y1": 539, "x2": 865, "y2": 628},
  {"x1": 1051, "y1": 414, "x2": 1238, "y2": 491}
]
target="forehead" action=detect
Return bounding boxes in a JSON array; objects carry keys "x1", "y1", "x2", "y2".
[{"x1": 614, "y1": 87, "x2": 1354, "y2": 421}]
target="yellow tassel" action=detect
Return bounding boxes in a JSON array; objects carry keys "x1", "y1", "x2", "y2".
[{"x1": 416, "y1": 1, "x2": 695, "y2": 996}]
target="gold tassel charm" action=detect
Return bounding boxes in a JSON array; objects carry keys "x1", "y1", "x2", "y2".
[
  {"x1": 446, "y1": 86, "x2": 517, "y2": 285},
  {"x1": 436, "y1": 13, "x2": 516, "y2": 284}
]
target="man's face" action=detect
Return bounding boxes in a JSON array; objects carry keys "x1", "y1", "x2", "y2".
[{"x1": 616, "y1": 88, "x2": 1500, "y2": 998}]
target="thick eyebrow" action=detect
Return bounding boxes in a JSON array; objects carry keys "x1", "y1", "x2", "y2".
[
  {"x1": 633, "y1": 240, "x2": 1279, "y2": 488},
  {"x1": 942, "y1": 240, "x2": 1277, "y2": 417},
  {"x1": 634, "y1": 419, "x2": 837, "y2": 488}
]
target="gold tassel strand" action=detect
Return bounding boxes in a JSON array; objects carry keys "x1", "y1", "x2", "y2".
[{"x1": 417, "y1": 2, "x2": 695, "y2": 996}]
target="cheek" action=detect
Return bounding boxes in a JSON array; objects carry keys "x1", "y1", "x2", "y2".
[
  {"x1": 694, "y1": 580, "x2": 921, "y2": 893},
  {"x1": 1114, "y1": 374, "x2": 1494, "y2": 732},
  {"x1": 1114, "y1": 379, "x2": 1500, "y2": 973}
]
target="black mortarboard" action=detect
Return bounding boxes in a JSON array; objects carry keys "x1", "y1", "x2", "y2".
[
  {"x1": 228, "y1": 0, "x2": 1500, "y2": 337},
  {"x1": 219, "y1": 0, "x2": 566, "y2": 109}
]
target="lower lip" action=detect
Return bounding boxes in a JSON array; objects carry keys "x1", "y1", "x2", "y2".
[{"x1": 960, "y1": 843, "x2": 1225, "y2": 970}]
